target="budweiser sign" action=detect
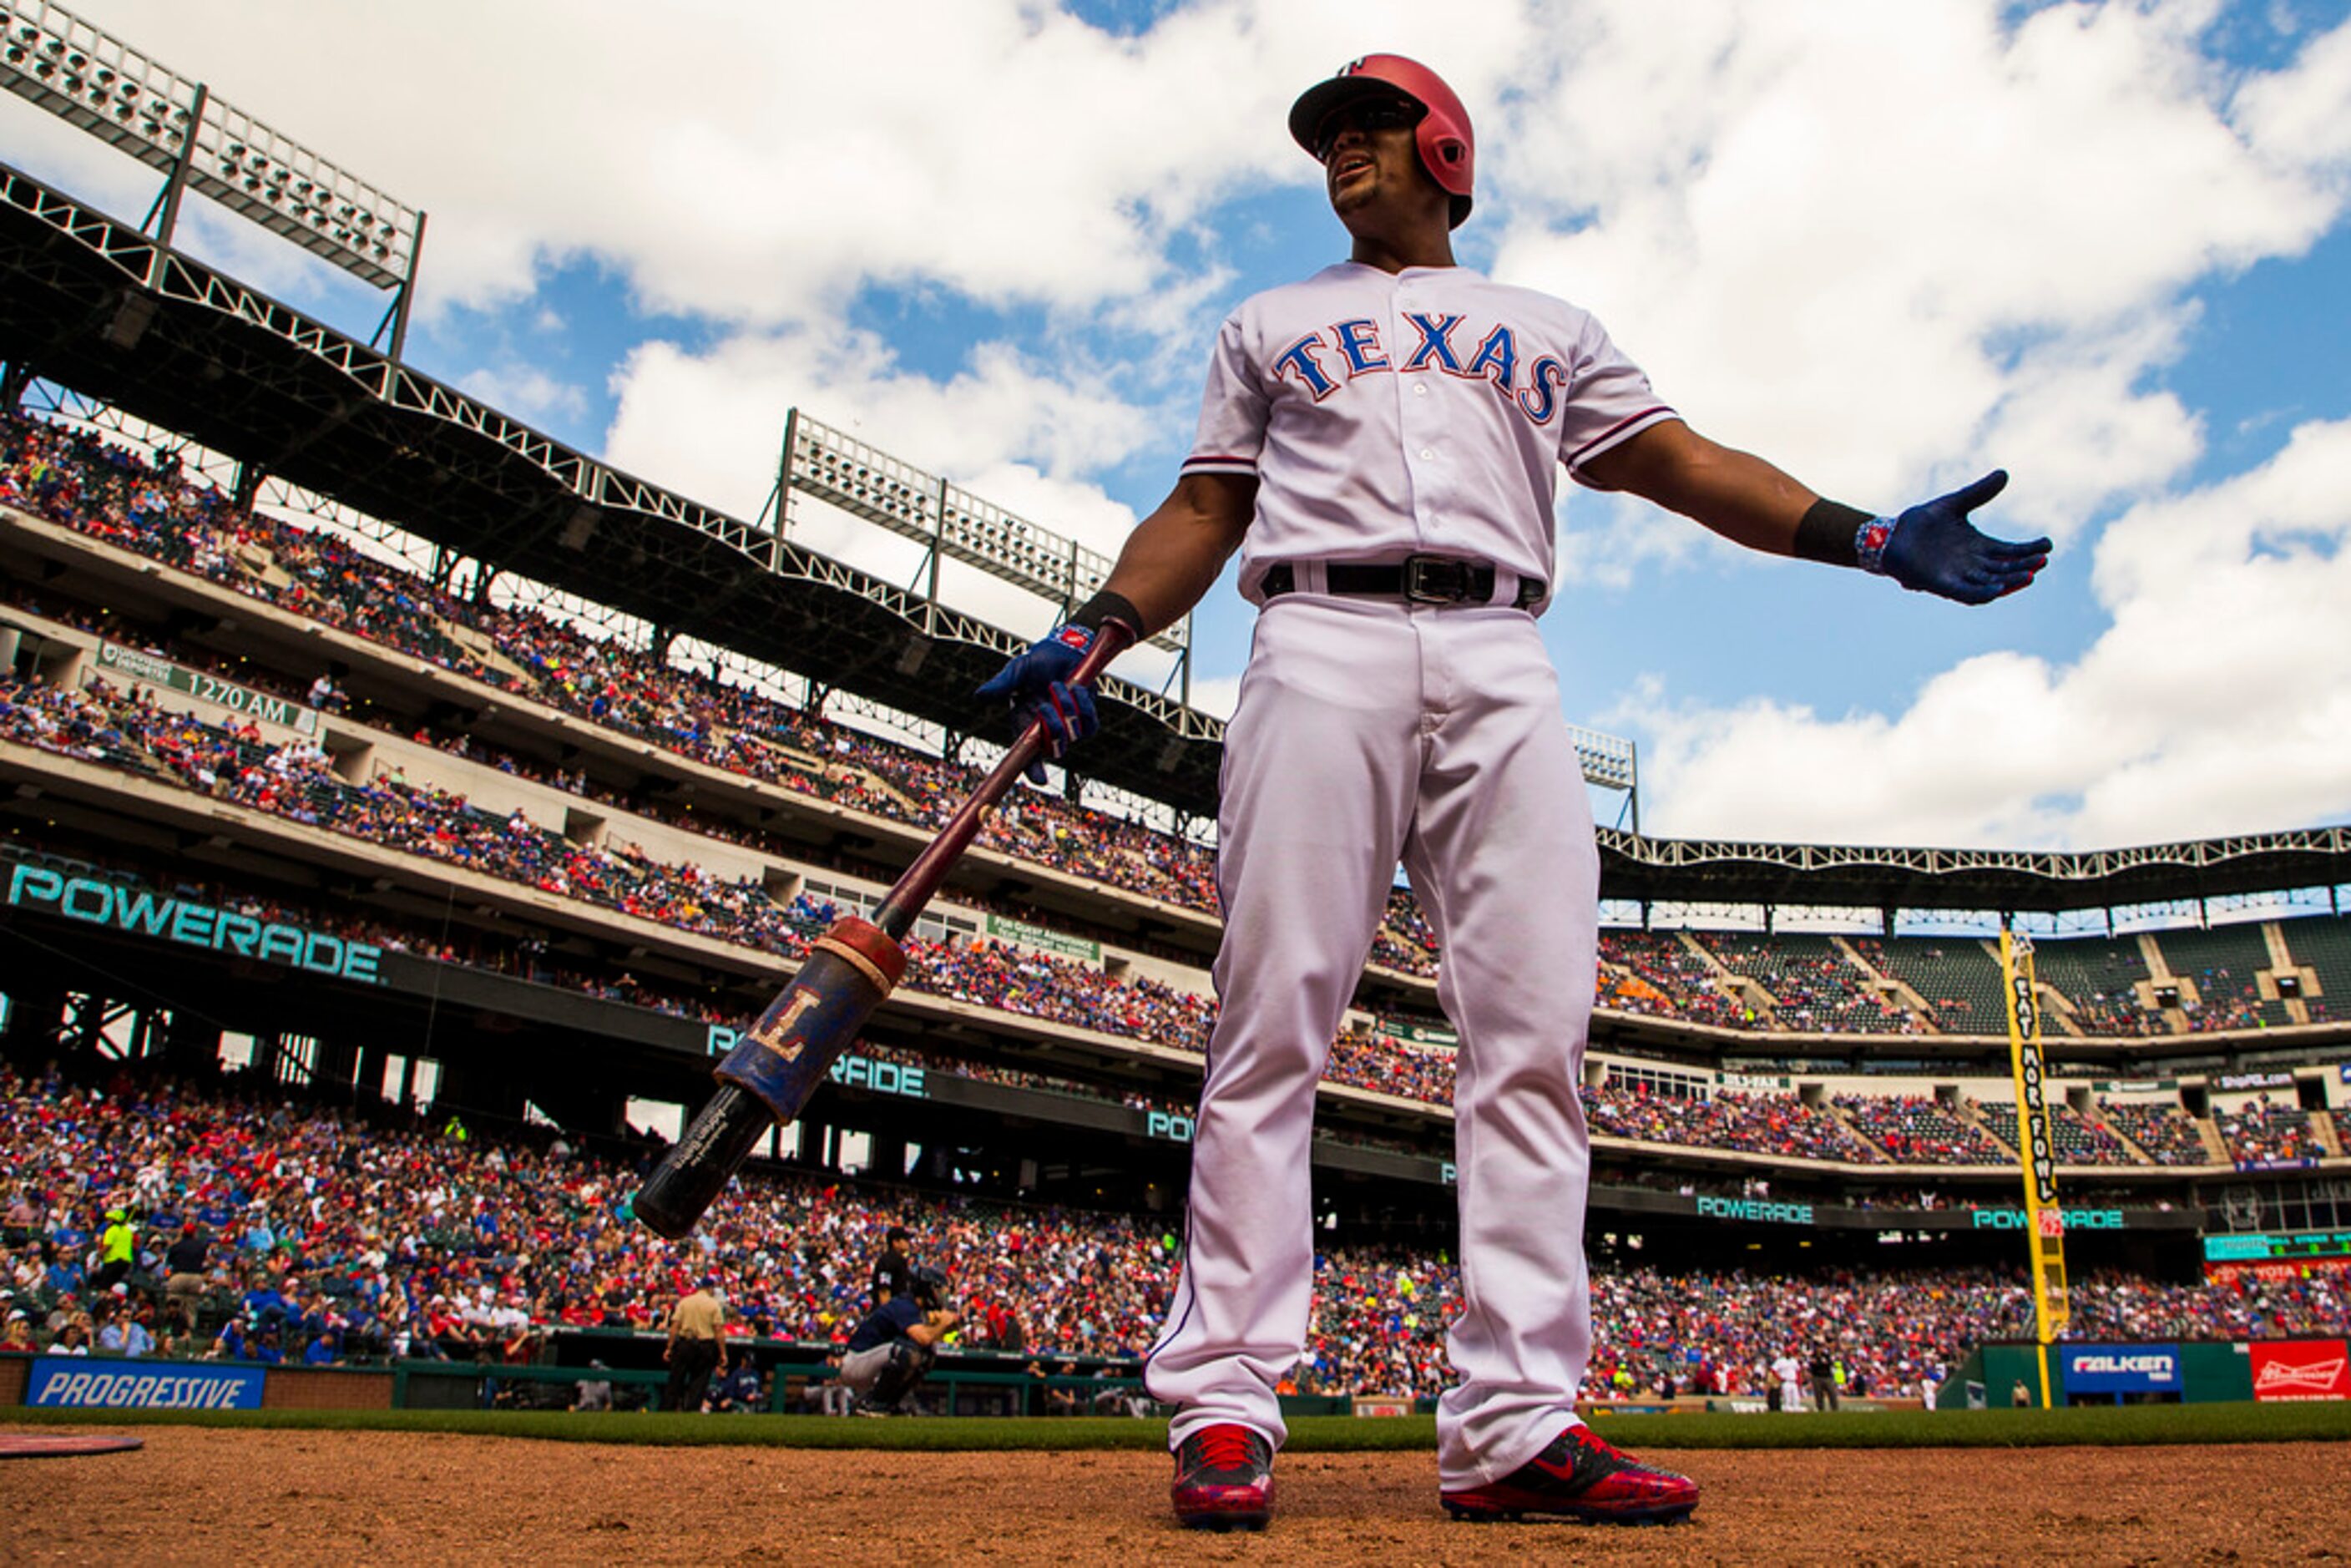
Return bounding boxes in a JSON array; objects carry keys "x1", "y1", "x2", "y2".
[{"x1": 2249, "y1": 1340, "x2": 2351, "y2": 1402}]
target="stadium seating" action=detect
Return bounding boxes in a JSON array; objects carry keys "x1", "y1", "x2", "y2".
[
  {"x1": 2030, "y1": 935, "x2": 2158, "y2": 1036},
  {"x1": 10, "y1": 412, "x2": 2350, "y2": 1045},
  {"x1": 2154, "y1": 923, "x2": 2298, "y2": 1031},
  {"x1": 1831, "y1": 1095, "x2": 2010, "y2": 1165},
  {"x1": 1971, "y1": 1100, "x2": 2138, "y2": 1166},
  {"x1": 1596, "y1": 932, "x2": 1745, "y2": 1026},
  {"x1": 1692, "y1": 933, "x2": 1922, "y2": 1034},
  {"x1": 2215, "y1": 1096, "x2": 2326, "y2": 1166},
  {"x1": 1866, "y1": 937, "x2": 2006, "y2": 1033},
  {"x1": 8, "y1": 1063, "x2": 2347, "y2": 1404},
  {"x1": 2096, "y1": 1100, "x2": 2214, "y2": 1166},
  {"x1": 2279, "y1": 915, "x2": 2351, "y2": 1023},
  {"x1": 1581, "y1": 1081, "x2": 1883, "y2": 1163}
]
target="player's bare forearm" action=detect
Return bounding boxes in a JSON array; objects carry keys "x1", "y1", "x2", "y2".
[
  {"x1": 1100, "y1": 472, "x2": 1257, "y2": 635},
  {"x1": 1586, "y1": 417, "x2": 2049, "y2": 603},
  {"x1": 1578, "y1": 418, "x2": 1816, "y2": 556}
]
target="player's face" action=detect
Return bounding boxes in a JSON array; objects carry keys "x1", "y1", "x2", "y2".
[{"x1": 1316, "y1": 95, "x2": 1433, "y2": 220}]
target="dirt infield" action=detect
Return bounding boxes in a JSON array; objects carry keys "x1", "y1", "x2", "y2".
[{"x1": 3, "y1": 1429, "x2": 2345, "y2": 1564}]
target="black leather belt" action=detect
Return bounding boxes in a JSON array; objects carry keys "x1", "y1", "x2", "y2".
[{"x1": 1259, "y1": 556, "x2": 1545, "y2": 608}]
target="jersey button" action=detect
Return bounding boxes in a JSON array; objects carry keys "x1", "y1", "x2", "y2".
[
  {"x1": 1419, "y1": 448, "x2": 1436, "y2": 460},
  {"x1": 1413, "y1": 384, "x2": 1428, "y2": 397}
]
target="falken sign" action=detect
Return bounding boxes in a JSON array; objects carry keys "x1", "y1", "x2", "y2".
[{"x1": 2060, "y1": 1345, "x2": 2182, "y2": 1395}]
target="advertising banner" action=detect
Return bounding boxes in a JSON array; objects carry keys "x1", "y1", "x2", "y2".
[
  {"x1": 2248, "y1": 1339, "x2": 2351, "y2": 1402},
  {"x1": 2060, "y1": 1345, "x2": 2182, "y2": 1396},
  {"x1": 2207, "y1": 1259, "x2": 2351, "y2": 1286},
  {"x1": 4, "y1": 863, "x2": 383, "y2": 983},
  {"x1": 94, "y1": 640, "x2": 318, "y2": 734},
  {"x1": 26, "y1": 1357, "x2": 265, "y2": 1409},
  {"x1": 983, "y1": 913, "x2": 1100, "y2": 964},
  {"x1": 2205, "y1": 1230, "x2": 2351, "y2": 1263}
]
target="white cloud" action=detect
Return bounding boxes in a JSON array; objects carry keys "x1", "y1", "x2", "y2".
[
  {"x1": 63, "y1": 0, "x2": 1348, "y2": 327},
  {"x1": 1625, "y1": 417, "x2": 2351, "y2": 848},
  {"x1": 602, "y1": 326, "x2": 1155, "y2": 520},
  {"x1": 1484, "y1": 0, "x2": 2343, "y2": 526},
  {"x1": 458, "y1": 365, "x2": 588, "y2": 423},
  {"x1": 599, "y1": 321, "x2": 1175, "y2": 660}
]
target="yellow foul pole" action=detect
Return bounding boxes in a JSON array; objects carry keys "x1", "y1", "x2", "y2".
[{"x1": 2000, "y1": 925, "x2": 2070, "y2": 1409}]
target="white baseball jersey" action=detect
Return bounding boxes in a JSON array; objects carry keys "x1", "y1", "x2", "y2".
[
  {"x1": 1145, "y1": 262, "x2": 1675, "y2": 1491},
  {"x1": 1181, "y1": 261, "x2": 1676, "y2": 604}
]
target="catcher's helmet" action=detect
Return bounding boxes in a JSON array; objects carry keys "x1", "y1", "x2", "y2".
[
  {"x1": 1287, "y1": 53, "x2": 1475, "y2": 228},
  {"x1": 911, "y1": 1266, "x2": 949, "y2": 1308}
]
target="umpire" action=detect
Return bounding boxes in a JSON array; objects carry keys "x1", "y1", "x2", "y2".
[
  {"x1": 836, "y1": 1267, "x2": 958, "y2": 1416},
  {"x1": 663, "y1": 1276, "x2": 726, "y2": 1413}
]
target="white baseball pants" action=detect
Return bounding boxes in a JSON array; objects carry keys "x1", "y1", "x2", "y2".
[{"x1": 1144, "y1": 594, "x2": 1600, "y2": 1490}]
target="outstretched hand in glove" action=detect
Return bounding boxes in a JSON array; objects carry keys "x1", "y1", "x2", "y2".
[{"x1": 1868, "y1": 470, "x2": 2050, "y2": 605}]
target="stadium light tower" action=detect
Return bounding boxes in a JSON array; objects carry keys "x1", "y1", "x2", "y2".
[{"x1": 0, "y1": 0, "x2": 426, "y2": 357}]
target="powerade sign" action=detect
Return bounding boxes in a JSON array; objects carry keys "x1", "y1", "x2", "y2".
[
  {"x1": 1145, "y1": 1110, "x2": 1195, "y2": 1144},
  {"x1": 27, "y1": 1356, "x2": 264, "y2": 1409},
  {"x1": 6, "y1": 865, "x2": 382, "y2": 982},
  {"x1": 1696, "y1": 1196, "x2": 1815, "y2": 1226},
  {"x1": 702, "y1": 1029, "x2": 927, "y2": 1100},
  {"x1": 1972, "y1": 1208, "x2": 2126, "y2": 1232},
  {"x1": 2061, "y1": 1345, "x2": 2182, "y2": 1395}
]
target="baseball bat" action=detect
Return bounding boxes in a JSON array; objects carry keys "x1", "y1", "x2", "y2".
[{"x1": 632, "y1": 620, "x2": 1139, "y2": 1239}]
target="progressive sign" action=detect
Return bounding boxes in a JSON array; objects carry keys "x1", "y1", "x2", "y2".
[{"x1": 27, "y1": 1356, "x2": 265, "y2": 1409}]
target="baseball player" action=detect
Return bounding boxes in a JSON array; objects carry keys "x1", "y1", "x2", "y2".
[
  {"x1": 1774, "y1": 1349, "x2": 1806, "y2": 1414},
  {"x1": 978, "y1": 53, "x2": 2048, "y2": 1530},
  {"x1": 834, "y1": 1265, "x2": 958, "y2": 1416}
]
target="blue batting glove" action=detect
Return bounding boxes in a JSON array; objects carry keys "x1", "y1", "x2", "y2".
[
  {"x1": 1865, "y1": 471, "x2": 2051, "y2": 605},
  {"x1": 975, "y1": 624, "x2": 1100, "y2": 785}
]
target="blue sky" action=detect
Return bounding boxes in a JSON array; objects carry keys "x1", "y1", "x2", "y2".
[{"x1": 5, "y1": 0, "x2": 2348, "y2": 852}]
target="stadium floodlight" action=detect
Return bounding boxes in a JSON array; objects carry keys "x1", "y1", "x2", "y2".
[
  {"x1": 781, "y1": 408, "x2": 1196, "y2": 659},
  {"x1": 0, "y1": 0, "x2": 426, "y2": 352}
]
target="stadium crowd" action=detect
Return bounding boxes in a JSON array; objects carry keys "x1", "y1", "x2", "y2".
[
  {"x1": 5, "y1": 1064, "x2": 2348, "y2": 1404},
  {"x1": 2217, "y1": 1097, "x2": 2328, "y2": 1166},
  {"x1": 15, "y1": 409, "x2": 2341, "y2": 1045},
  {"x1": 25, "y1": 668, "x2": 2264, "y2": 1156}
]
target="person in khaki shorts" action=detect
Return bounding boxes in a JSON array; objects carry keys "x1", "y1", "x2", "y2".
[
  {"x1": 163, "y1": 1223, "x2": 211, "y2": 1318},
  {"x1": 664, "y1": 1277, "x2": 726, "y2": 1413}
]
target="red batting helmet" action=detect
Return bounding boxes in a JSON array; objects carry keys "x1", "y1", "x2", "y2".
[{"x1": 1287, "y1": 53, "x2": 1475, "y2": 228}]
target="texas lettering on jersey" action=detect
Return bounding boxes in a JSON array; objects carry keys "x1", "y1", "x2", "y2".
[{"x1": 1269, "y1": 312, "x2": 1575, "y2": 424}]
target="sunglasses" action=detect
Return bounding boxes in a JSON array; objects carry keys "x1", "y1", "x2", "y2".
[{"x1": 1313, "y1": 97, "x2": 1425, "y2": 162}]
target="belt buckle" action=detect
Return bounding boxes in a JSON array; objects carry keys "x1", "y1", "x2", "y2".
[{"x1": 1402, "y1": 555, "x2": 1469, "y2": 604}]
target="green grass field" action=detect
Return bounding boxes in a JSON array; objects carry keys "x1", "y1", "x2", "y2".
[{"x1": 12, "y1": 1403, "x2": 2351, "y2": 1449}]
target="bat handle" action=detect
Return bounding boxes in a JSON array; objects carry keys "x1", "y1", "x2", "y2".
[{"x1": 634, "y1": 1085, "x2": 769, "y2": 1240}]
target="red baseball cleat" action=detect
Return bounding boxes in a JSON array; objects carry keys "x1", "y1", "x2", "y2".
[
  {"x1": 1441, "y1": 1424, "x2": 1699, "y2": 1525},
  {"x1": 1170, "y1": 1423, "x2": 1275, "y2": 1530}
]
